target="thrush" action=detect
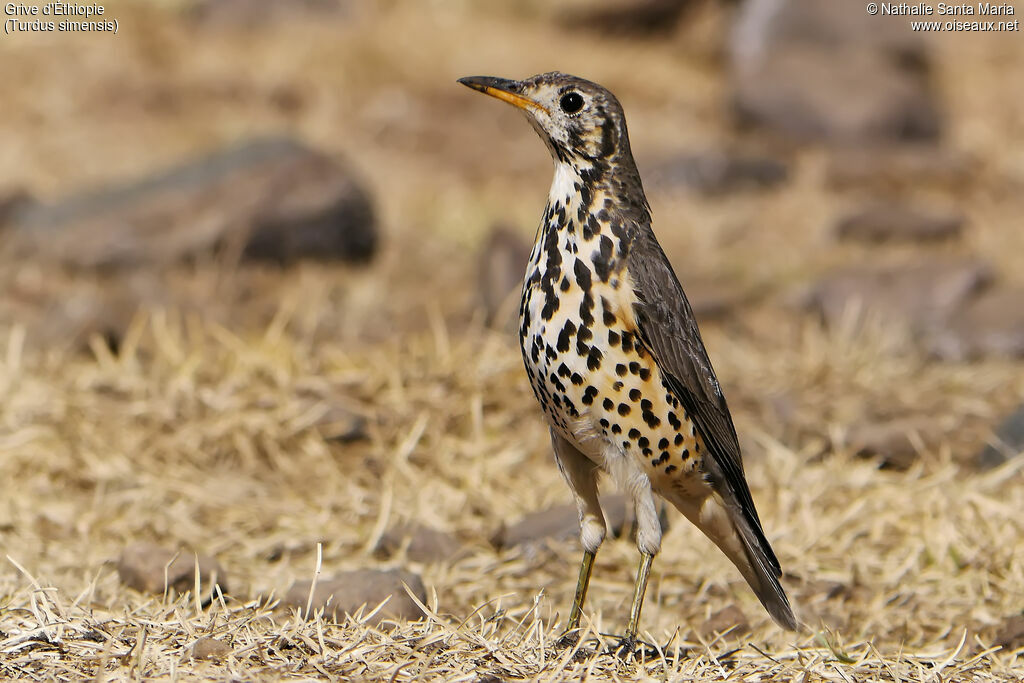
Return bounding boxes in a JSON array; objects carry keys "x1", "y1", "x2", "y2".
[{"x1": 458, "y1": 72, "x2": 797, "y2": 648}]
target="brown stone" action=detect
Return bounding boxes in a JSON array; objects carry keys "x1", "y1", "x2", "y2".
[
  {"x1": 974, "y1": 403, "x2": 1024, "y2": 470},
  {"x1": 928, "y1": 287, "x2": 1024, "y2": 361},
  {"x1": 117, "y1": 543, "x2": 229, "y2": 598},
  {"x1": 801, "y1": 259, "x2": 993, "y2": 335},
  {"x1": 558, "y1": 0, "x2": 694, "y2": 37},
  {"x1": 491, "y1": 495, "x2": 669, "y2": 549},
  {"x1": 826, "y1": 147, "x2": 975, "y2": 191},
  {"x1": 646, "y1": 151, "x2": 789, "y2": 196},
  {"x1": 700, "y1": 605, "x2": 751, "y2": 638},
  {"x1": 376, "y1": 524, "x2": 462, "y2": 564},
  {"x1": 8, "y1": 137, "x2": 376, "y2": 269},
  {"x1": 994, "y1": 614, "x2": 1024, "y2": 651},
  {"x1": 729, "y1": 0, "x2": 939, "y2": 144},
  {"x1": 191, "y1": 637, "x2": 232, "y2": 660},
  {"x1": 478, "y1": 225, "x2": 531, "y2": 330},
  {"x1": 189, "y1": 0, "x2": 348, "y2": 27},
  {"x1": 283, "y1": 569, "x2": 427, "y2": 624},
  {"x1": 844, "y1": 417, "x2": 943, "y2": 470},
  {"x1": 834, "y1": 203, "x2": 964, "y2": 244}
]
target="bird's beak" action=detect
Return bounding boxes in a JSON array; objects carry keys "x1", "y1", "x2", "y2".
[{"x1": 457, "y1": 76, "x2": 549, "y2": 115}]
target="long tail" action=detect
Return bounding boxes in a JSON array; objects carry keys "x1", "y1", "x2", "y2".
[{"x1": 670, "y1": 491, "x2": 798, "y2": 631}]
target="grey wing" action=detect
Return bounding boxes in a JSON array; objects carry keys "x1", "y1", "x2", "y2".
[{"x1": 626, "y1": 225, "x2": 781, "y2": 574}]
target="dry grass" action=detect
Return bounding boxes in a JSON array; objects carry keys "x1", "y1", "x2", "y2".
[
  {"x1": 1, "y1": 309, "x2": 1023, "y2": 681},
  {"x1": 2, "y1": 1, "x2": 1024, "y2": 680}
]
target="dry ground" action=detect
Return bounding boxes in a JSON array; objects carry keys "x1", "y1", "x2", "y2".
[{"x1": 2, "y1": 1, "x2": 1024, "y2": 680}]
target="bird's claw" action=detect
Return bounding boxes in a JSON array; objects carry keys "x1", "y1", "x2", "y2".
[{"x1": 608, "y1": 635, "x2": 660, "y2": 661}]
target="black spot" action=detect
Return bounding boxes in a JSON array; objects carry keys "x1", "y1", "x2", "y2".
[
  {"x1": 642, "y1": 412, "x2": 661, "y2": 429},
  {"x1": 628, "y1": 428, "x2": 641, "y2": 440},
  {"x1": 593, "y1": 236, "x2": 614, "y2": 283},
  {"x1": 665, "y1": 465, "x2": 677, "y2": 475},
  {"x1": 560, "y1": 277, "x2": 570, "y2": 292},
  {"x1": 557, "y1": 363, "x2": 571, "y2": 378},
  {"x1": 577, "y1": 324, "x2": 593, "y2": 343},
  {"x1": 629, "y1": 362, "x2": 641, "y2": 375},
  {"x1": 576, "y1": 338, "x2": 590, "y2": 357},
  {"x1": 651, "y1": 459, "x2": 660, "y2": 467},
  {"x1": 622, "y1": 440, "x2": 631, "y2": 450},
  {"x1": 611, "y1": 423, "x2": 622, "y2": 434},
  {"x1": 582, "y1": 386, "x2": 599, "y2": 405},
  {"x1": 674, "y1": 434, "x2": 684, "y2": 446},
  {"x1": 621, "y1": 333, "x2": 634, "y2": 353},
  {"x1": 608, "y1": 330, "x2": 620, "y2": 346},
  {"x1": 611, "y1": 381, "x2": 623, "y2": 391},
  {"x1": 638, "y1": 436, "x2": 649, "y2": 449},
  {"x1": 640, "y1": 399, "x2": 652, "y2": 412},
  {"x1": 599, "y1": 418, "x2": 610, "y2": 428},
  {"x1": 573, "y1": 259, "x2": 592, "y2": 292},
  {"x1": 579, "y1": 293, "x2": 595, "y2": 327},
  {"x1": 617, "y1": 402, "x2": 630, "y2": 416},
  {"x1": 629, "y1": 388, "x2": 642, "y2": 402},
  {"x1": 658, "y1": 451, "x2": 670, "y2": 464},
  {"x1": 615, "y1": 363, "x2": 627, "y2": 377},
  {"x1": 545, "y1": 344, "x2": 557, "y2": 360},
  {"x1": 570, "y1": 372, "x2": 584, "y2": 386},
  {"x1": 642, "y1": 448, "x2": 653, "y2": 457},
  {"x1": 587, "y1": 346, "x2": 603, "y2": 371},
  {"x1": 639, "y1": 368, "x2": 651, "y2": 381},
  {"x1": 658, "y1": 438, "x2": 669, "y2": 450},
  {"x1": 603, "y1": 398, "x2": 614, "y2": 411},
  {"x1": 601, "y1": 298, "x2": 616, "y2": 326}
]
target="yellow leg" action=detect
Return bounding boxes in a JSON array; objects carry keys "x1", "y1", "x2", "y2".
[
  {"x1": 623, "y1": 552, "x2": 654, "y2": 641},
  {"x1": 565, "y1": 549, "x2": 596, "y2": 633}
]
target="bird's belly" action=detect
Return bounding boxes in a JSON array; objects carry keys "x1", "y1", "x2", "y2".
[{"x1": 520, "y1": 276, "x2": 707, "y2": 491}]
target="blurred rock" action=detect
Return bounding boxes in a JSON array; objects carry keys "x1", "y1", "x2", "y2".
[
  {"x1": 834, "y1": 203, "x2": 963, "y2": 244},
  {"x1": 7, "y1": 137, "x2": 376, "y2": 269},
  {"x1": 994, "y1": 614, "x2": 1024, "y2": 651},
  {"x1": 375, "y1": 523, "x2": 462, "y2": 564},
  {"x1": 558, "y1": 0, "x2": 694, "y2": 37},
  {"x1": 729, "y1": 0, "x2": 940, "y2": 144},
  {"x1": 682, "y1": 277, "x2": 758, "y2": 320},
  {"x1": 928, "y1": 288, "x2": 1024, "y2": 361},
  {"x1": 700, "y1": 605, "x2": 751, "y2": 638},
  {"x1": 826, "y1": 147, "x2": 974, "y2": 191},
  {"x1": 646, "y1": 151, "x2": 789, "y2": 195},
  {"x1": 117, "y1": 542, "x2": 229, "y2": 598},
  {"x1": 0, "y1": 187, "x2": 33, "y2": 227},
  {"x1": 801, "y1": 258, "x2": 992, "y2": 335},
  {"x1": 191, "y1": 637, "x2": 231, "y2": 660},
  {"x1": 189, "y1": 0, "x2": 348, "y2": 26},
  {"x1": 478, "y1": 225, "x2": 531, "y2": 330},
  {"x1": 491, "y1": 494, "x2": 669, "y2": 549},
  {"x1": 313, "y1": 405, "x2": 368, "y2": 443},
  {"x1": 844, "y1": 417, "x2": 942, "y2": 470},
  {"x1": 283, "y1": 569, "x2": 426, "y2": 624},
  {"x1": 974, "y1": 404, "x2": 1024, "y2": 470}
]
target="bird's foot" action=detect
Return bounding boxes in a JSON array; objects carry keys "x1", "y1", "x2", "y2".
[
  {"x1": 607, "y1": 635, "x2": 660, "y2": 661},
  {"x1": 555, "y1": 629, "x2": 580, "y2": 649}
]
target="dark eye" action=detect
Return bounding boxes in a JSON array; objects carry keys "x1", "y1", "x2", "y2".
[{"x1": 559, "y1": 92, "x2": 584, "y2": 115}]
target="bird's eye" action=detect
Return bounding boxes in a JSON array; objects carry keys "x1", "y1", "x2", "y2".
[{"x1": 559, "y1": 92, "x2": 584, "y2": 115}]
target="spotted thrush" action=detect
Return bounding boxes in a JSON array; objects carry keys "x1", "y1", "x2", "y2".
[{"x1": 458, "y1": 72, "x2": 797, "y2": 647}]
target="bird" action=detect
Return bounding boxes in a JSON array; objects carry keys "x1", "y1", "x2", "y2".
[{"x1": 458, "y1": 72, "x2": 797, "y2": 650}]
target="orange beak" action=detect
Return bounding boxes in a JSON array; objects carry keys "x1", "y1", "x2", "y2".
[{"x1": 457, "y1": 76, "x2": 549, "y2": 115}]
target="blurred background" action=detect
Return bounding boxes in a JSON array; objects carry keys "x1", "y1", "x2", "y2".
[{"x1": 2, "y1": 0, "x2": 1024, "y2": 676}]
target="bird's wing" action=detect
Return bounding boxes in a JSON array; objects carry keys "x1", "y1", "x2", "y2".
[{"x1": 626, "y1": 224, "x2": 780, "y2": 573}]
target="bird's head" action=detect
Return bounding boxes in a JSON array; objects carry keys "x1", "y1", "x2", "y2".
[{"x1": 458, "y1": 72, "x2": 632, "y2": 167}]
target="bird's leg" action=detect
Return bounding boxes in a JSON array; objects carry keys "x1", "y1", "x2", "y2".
[
  {"x1": 550, "y1": 432, "x2": 605, "y2": 648},
  {"x1": 565, "y1": 548, "x2": 596, "y2": 635},
  {"x1": 623, "y1": 551, "x2": 654, "y2": 642},
  {"x1": 612, "y1": 474, "x2": 662, "y2": 658}
]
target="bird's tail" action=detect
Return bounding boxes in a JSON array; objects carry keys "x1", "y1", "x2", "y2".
[{"x1": 668, "y1": 491, "x2": 798, "y2": 631}]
